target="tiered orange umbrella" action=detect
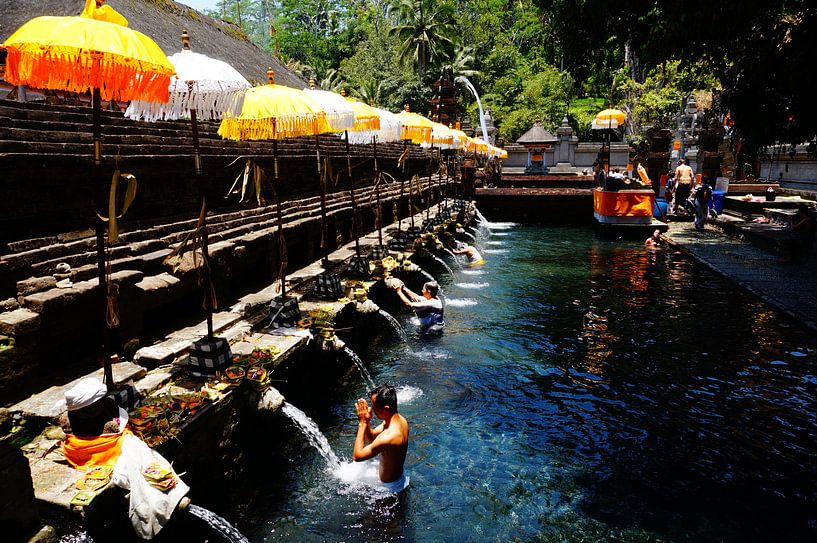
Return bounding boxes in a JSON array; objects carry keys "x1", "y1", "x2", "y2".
[{"x1": 2, "y1": 0, "x2": 174, "y2": 388}]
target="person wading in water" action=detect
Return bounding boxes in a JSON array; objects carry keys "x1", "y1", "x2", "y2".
[
  {"x1": 353, "y1": 384, "x2": 410, "y2": 493},
  {"x1": 451, "y1": 243, "x2": 485, "y2": 266},
  {"x1": 394, "y1": 281, "x2": 445, "y2": 337}
]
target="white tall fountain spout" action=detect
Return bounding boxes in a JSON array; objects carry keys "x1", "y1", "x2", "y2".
[{"x1": 456, "y1": 76, "x2": 490, "y2": 143}]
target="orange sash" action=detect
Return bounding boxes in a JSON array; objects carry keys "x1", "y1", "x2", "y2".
[{"x1": 63, "y1": 428, "x2": 131, "y2": 470}]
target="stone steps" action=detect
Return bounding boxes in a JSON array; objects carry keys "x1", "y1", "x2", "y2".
[
  {"x1": 1, "y1": 179, "x2": 414, "y2": 285},
  {"x1": 0, "y1": 99, "x2": 460, "y2": 402},
  {"x1": 0, "y1": 101, "x2": 427, "y2": 161}
]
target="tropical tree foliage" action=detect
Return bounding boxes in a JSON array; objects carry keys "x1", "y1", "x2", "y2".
[
  {"x1": 208, "y1": 0, "x2": 817, "y2": 150},
  {"x1": 389, "y1": 0, "x2": 456, "y2": 77}
]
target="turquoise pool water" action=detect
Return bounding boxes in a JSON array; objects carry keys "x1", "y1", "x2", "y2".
[{"x1": 239, "y1": 224, "x2": 817, "y2": 542}]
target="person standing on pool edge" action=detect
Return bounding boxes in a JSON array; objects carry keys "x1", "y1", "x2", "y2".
[{"x1": 353, "y1": 384, "x2": 410, "y2": 493}]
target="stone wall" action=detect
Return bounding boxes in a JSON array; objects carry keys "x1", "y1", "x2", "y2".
[{"x1": 0, "y1": 100, "x2": 448, "y2": 404}]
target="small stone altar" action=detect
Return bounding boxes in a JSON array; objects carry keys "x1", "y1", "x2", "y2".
[{"x1": 516, "y1": 122, "x2": 557, "y2": 174}]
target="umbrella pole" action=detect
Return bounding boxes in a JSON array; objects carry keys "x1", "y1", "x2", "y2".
[
  {"x1": 190, "y1": 106, "x2": 214, "y2": 338},
  {"x1": 273, "y1": 139, "x2": 287, "y2": 300},
  {"x1": 426, "y1": 143, "x2": 434, "y2": 222},
  {"x1": 316, "y1": 135, "x2": 329, "y2": 268},
  {"x1": 398, "y1": 139, "x2": 407, "y2": 234},
  {"x1": 444, "y1": 152, "x2": 449, "y2": 210},
  {"x1": 92, "y1": 87, "x2": 114, "y2": 390},
  {"x1": 437, "y1": 150, "x2": 444, "y2": 216},
  {"x1": 373, "y1": 136, "x2": 382, "y2": 247},
  {"x1": 345, "y1": 131, "x2": 360, "y2": 256}
]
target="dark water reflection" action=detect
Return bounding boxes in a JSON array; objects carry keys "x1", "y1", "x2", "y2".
[{"x1": 237, "y1": 226, "x2": 817, "y2": 542}]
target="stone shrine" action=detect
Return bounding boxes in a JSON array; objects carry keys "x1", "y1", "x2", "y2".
[{"x1": 516, "y1": 122, "x2": 557, "y2": 174}]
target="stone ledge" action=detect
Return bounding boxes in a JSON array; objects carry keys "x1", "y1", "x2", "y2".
[
  {"x1": 0, "y1": 308, "x2": 40, "y2": 336},
  {"x1": 10, "y1": 362, "x2": 147, "y2": 419}
]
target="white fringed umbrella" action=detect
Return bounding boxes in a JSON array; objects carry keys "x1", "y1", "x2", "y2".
[
  {"x1": 126, "y1": 48, "x2": 249, "y2": 123},
  {"x1": 303, "y1": 87, "x2": 356, "y2": 132},
  {"x1": 343, "y1": 107, "x2": 403, "y2": 145},
  {"x1": 302, "y1": 83, "x2": 359, "y2": 265},
  {"x1": 126, "y1": 32, "x2": 251, "y2": 338}
]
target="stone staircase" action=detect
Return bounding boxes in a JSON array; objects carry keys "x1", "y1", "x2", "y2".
[{"x1": 0, "y1": 100, "x2": 456, "y2": 404}]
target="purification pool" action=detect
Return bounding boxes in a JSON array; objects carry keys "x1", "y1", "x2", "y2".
[{"x1": 238, "y1": 224, "x2": 817, "y2": 542}]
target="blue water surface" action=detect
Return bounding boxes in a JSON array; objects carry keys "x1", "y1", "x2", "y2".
[{"x1": 240, "y1": 225, "x2": 817, "y2": 542}]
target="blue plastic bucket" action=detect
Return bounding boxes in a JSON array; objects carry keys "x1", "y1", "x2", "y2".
[
  {"x1": 653, "y1": 198, "x2": 668, "y2": 219},
  {"x1": 712, "y1": 190, "x2": 726, "y2": 214}
]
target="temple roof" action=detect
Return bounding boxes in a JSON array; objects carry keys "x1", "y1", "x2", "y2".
[
  {"x1": 0, "y1": 0, "x2": 307, "y2": 88},
  {"x1": 516, "y1": 122, "x2": 557, "y2": 144}
]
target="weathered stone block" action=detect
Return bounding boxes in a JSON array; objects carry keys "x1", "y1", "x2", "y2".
[
  {"x1": 110, "y1": 269, "x2": 144, "y2": 286},
  {"x1": 22, "y1": 288, "x2": 80, "y2": 315},
  {"x1": 135, "y1": 272, "x2": 179, "y2": 293},
  {"x1": 0, "y1": 308, "x2": 40, "y2": 336},
  {"x1": 16, "y1": 277, "x2": 57, "y2": 297},
  {"x1": 0, "y1": 298, "x2": 20, "y2": 312}
]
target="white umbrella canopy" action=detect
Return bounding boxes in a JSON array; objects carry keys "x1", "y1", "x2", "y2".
[
  {"x1": 344, "y1": 107, "x2": 403, "y2": 145},
  {"x1": 591, "y1": 118, "x2": 622, "y2": 130},
  {"x1": 126, "y1": 47, "x2": 250, "y2": 122},
  {"x1": 303, "y1": 88, "x2": 356, "y2": 132}
]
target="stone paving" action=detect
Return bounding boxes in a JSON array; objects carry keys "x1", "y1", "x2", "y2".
[{"x1": 663, "y1": 220, "x2": 817, "y2": 332}]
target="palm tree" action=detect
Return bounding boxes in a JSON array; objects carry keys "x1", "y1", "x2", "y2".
[
  {"x1": 389, "y1": 0, "x2": 455, "y2": 77},
  {"x1": 354, "y1": 79, "x2": 385, "y2": 106},
  {"x1": 450, "y1": 45, "x2": 481, "y2": 80},
  {"x1": 319, "y1": 69, "x2": 345, "y2": 92}
]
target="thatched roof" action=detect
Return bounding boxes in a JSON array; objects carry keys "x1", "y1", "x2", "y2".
[
  {"x1": 0, "y1": 0, "x2": 306, "y2": 88},
  {"x1": 516, "y1": 122, "x2": 557, "y2": 145}
]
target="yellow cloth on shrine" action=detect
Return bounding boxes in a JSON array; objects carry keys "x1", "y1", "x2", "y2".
[{"x1": 593, "y1": 188, "x2": 654, "y2": 217}]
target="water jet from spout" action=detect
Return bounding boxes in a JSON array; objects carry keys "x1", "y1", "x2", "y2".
[
  {"x1": 281, "y1": 402, "x2": 341, "y2": 470},
  {"x1": 186, "y1": 504, "x2": 248, "y2": 543},
  {"x1": 343, "y1": 346, "x2": 376, "y2": 389}
]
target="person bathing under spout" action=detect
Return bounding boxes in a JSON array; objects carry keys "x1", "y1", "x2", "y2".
[
  {"x1": 394, "y1": 281, "x2": 445, "y2": 337},
  {"x1": 354, "y1": 384, "x2": 410, "y2": 493},
  {"x1": 451, "y1": 242, "x2": 485, "y2": 266}
]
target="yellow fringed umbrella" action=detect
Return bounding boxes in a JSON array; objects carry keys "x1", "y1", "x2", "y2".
[
  {"x1": 396, "y1": 106, "x2": 434, "y2": 145},
  {"x1": 344, "y1": 96, "x2": 382, "y2": 133},
  {"x1": 218, "y1": 78, "x2": 330, "y2": 141},
  {"x1": 592, "y1": 108, "x2": 626, "y2": 129},
  {"x1": 592, "y1": 108, "x2": 626, "y2": 172},
  {"x1": 2, "y1": 0, "x2": 174, "y2": 390},
  {"x1": 395, "y1": 106, "x2": 434, "y2": 228},
  {"x1": 218, "y1": 69, "x2": 332, "y2": 299},
  {"x1": 2, "y1": 0, "x2": 174, "y2": 103},
  {"x1": 468, "y1": 137, "x2": 490, "y2": 156}
]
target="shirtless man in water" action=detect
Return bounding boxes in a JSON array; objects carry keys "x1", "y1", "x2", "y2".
[{"x1": 354, "y1": 384, "x2": 410, "y2": 492}]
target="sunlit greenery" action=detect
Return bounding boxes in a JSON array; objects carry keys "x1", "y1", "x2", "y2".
[{"x1": 206, "y1": 0, "x2": 816, "y2": 149}]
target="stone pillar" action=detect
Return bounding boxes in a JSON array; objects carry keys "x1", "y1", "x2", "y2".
[{"x1": 549, "y1": 117, "x2": 579, "y2": 174}]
